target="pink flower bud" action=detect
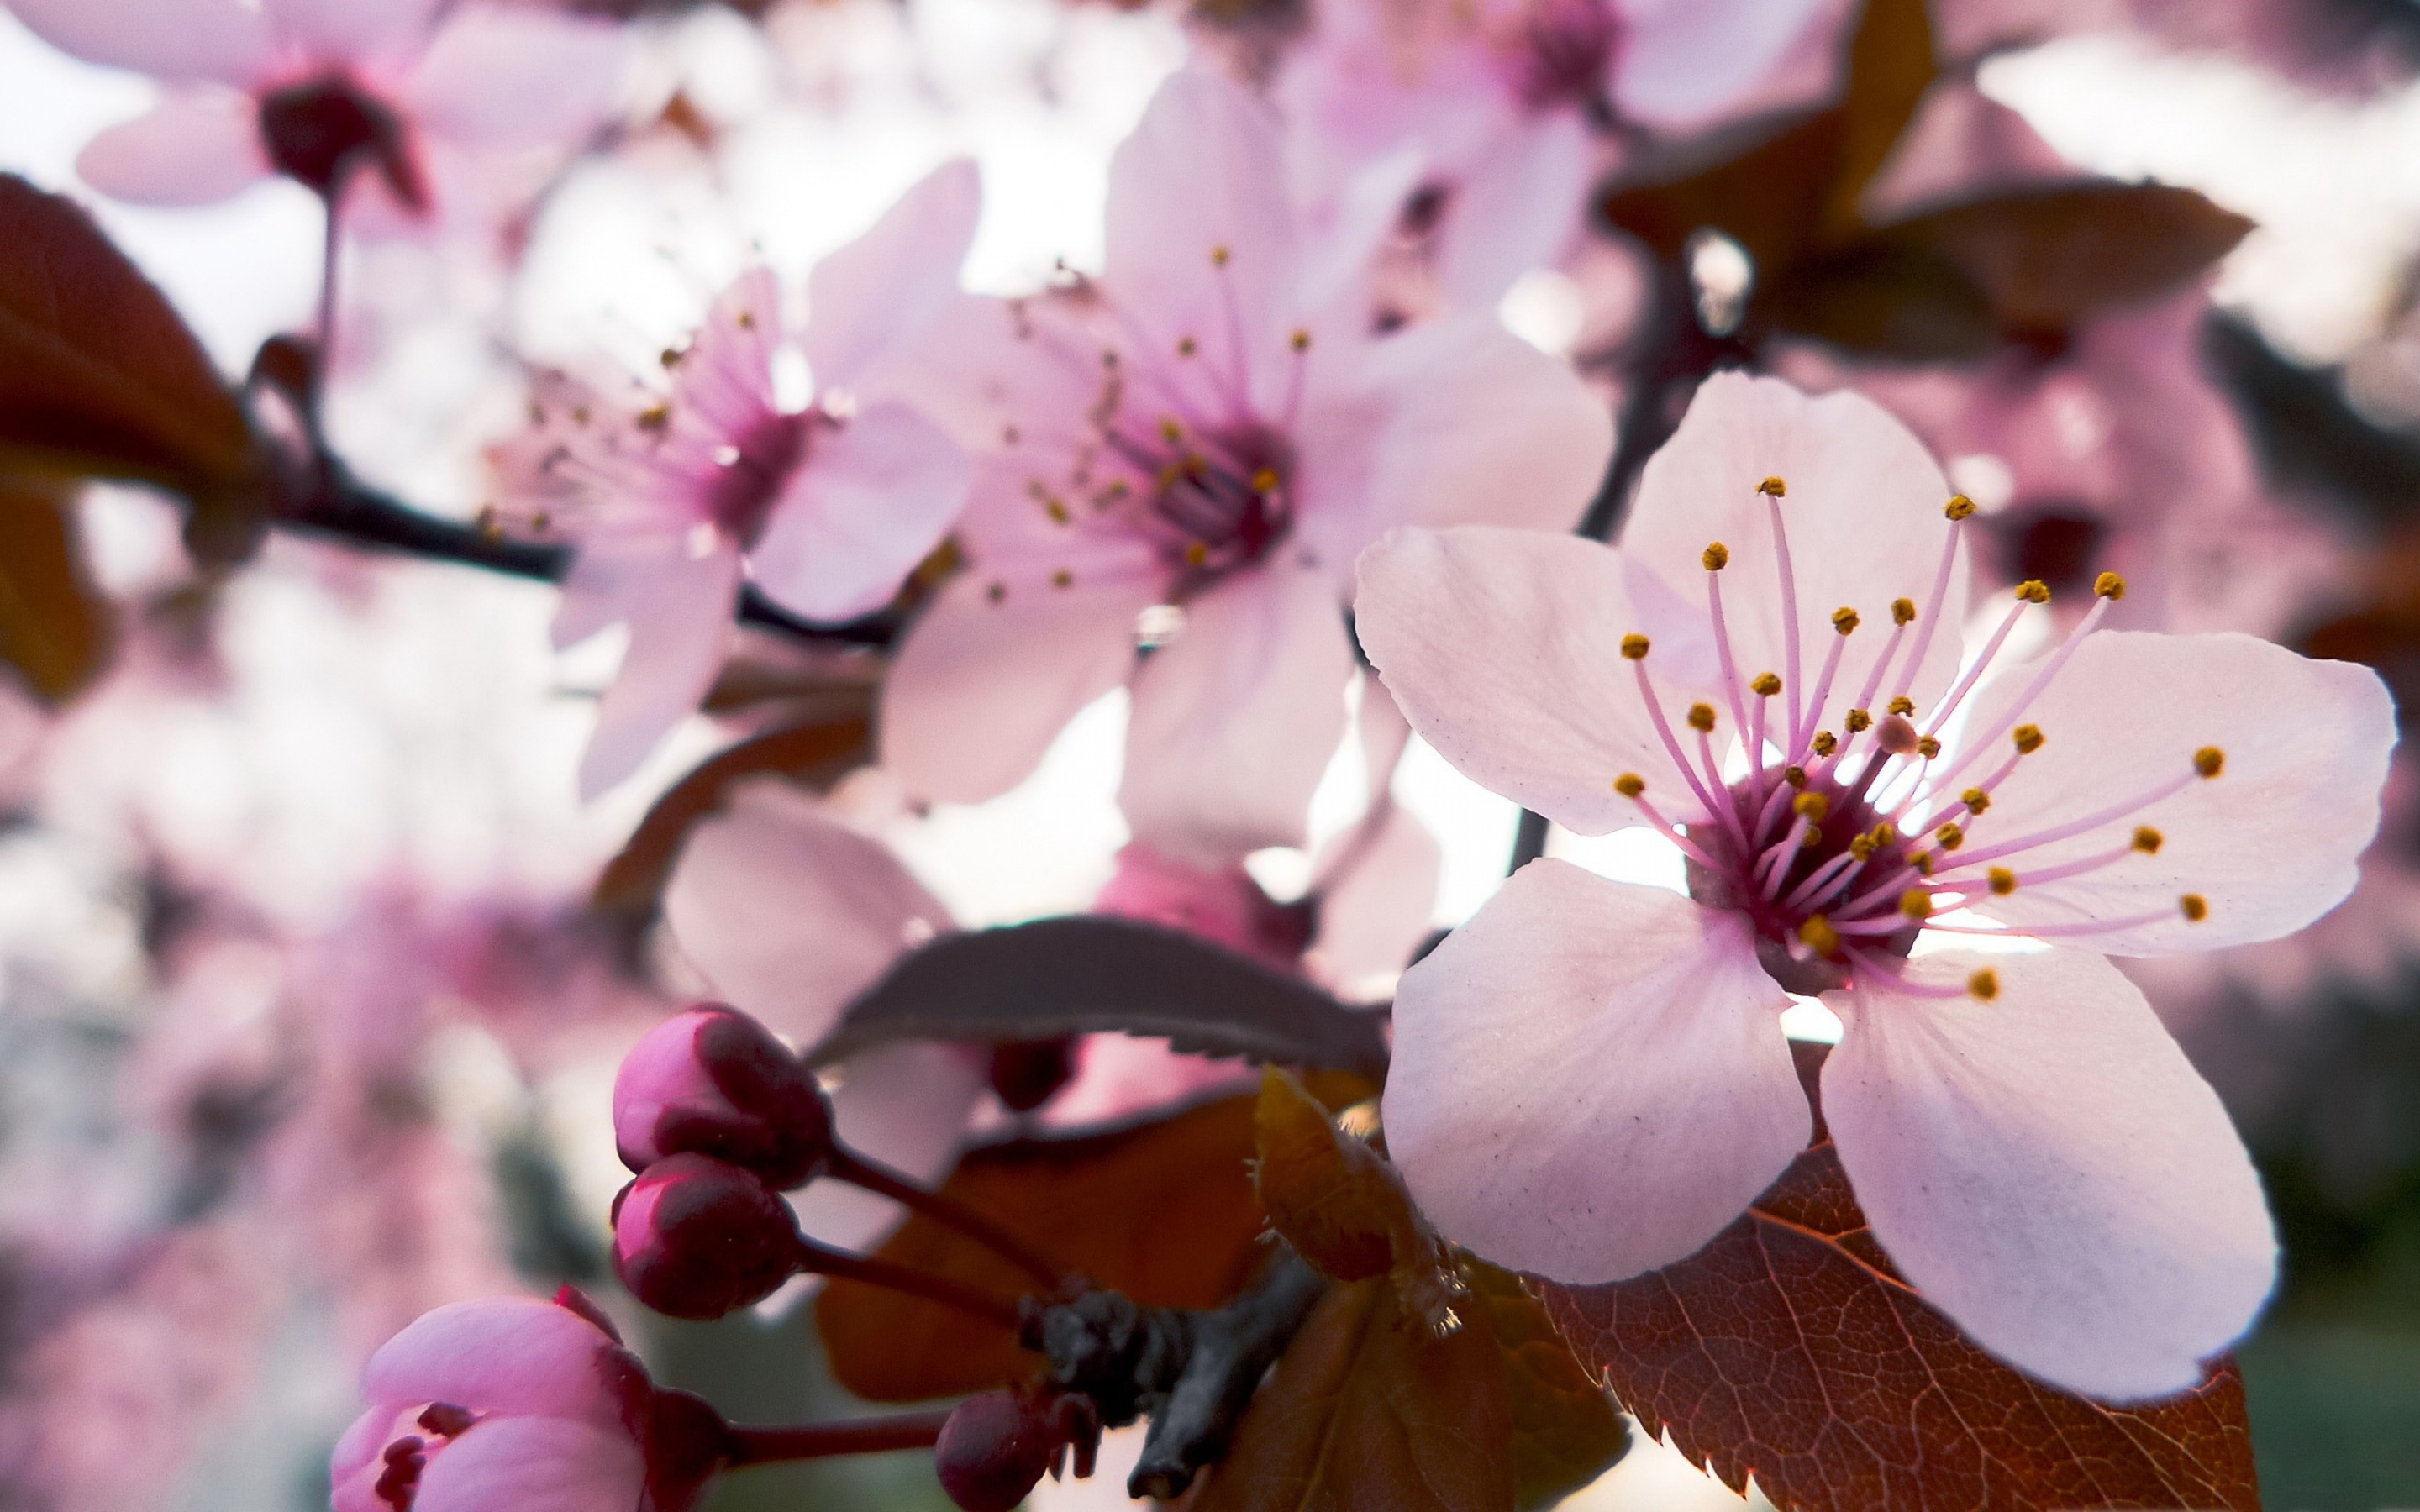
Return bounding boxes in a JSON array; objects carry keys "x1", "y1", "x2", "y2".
[
  {"x1": 613, "y1": 1004, "x2": 833, "y2": 1189},
  {"x1": 612, "y1": 1154, "x2": 802, "y2": 1321},
  {"x1": 934, "y1": 1389, "x2": 1101, "y2": 1512}
]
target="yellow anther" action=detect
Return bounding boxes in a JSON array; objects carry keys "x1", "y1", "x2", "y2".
[
  {"x1": 1687, "y1": 703, "x2": 1718, "y2": 732},
  {"x1": 1794, "y1": 792, "x2": 1831, "y2": 822},
  {"x1": 1962, "y1": 788, "x2": 1991, "y2": 815},
  {"x1": 1988, "y1": 867, "x2": 2018, "y2": 895},
  {"x1": 1620, "y1": 633, "x2": 1651, "y2": 661},
  {"x1": 2181, "y1": 893, "x2": 2209, "y2": 922},
  {"x1": 1211, "y1": 244, "x2": 1231, "y2": 266},
  {"x1": 1870, "y1": 822, "x2": 1898, "y2": 847},
  {"x1": 1915, "y1": 852, "x2": 1937, "y2": 876},
  {"x1": 2133, "y1": 827, "x2": 2164, "y2": 854},
  {"x1": 2015, "y1": 580, "x2": 2052, "y2": 604},
  {"x1": 1935, "y1": 822, "x2": 1964, "y2": 851},
  {"x1": 736, "y1": 311, "x2": 755, "y2": 329},
  {"x1": 529, "y1": 509, "x2": 551, "y2": 533},
  {"x1": 1759, "y1": 476, "x2": 1786, "y2": 496},
  {"x1": 1891, "y1": 597, "x2": 1917, "y2": 626},
  {"x1": 1702, "y1": 542, "x2": 1731, "y2": 571},
  {"x1": 1888, "y1": 696, "x2": 1915, "y2": 716},
  {"x1": 1185, "y1": 541, "x2": 1210, "y2": 567},
  {"x1": 1176, "y1": 336, "x2": 1198, "y2": 357},
  {"x1": 1917, "y1": 735, "x2": 1941, "y2": 759},
  {"x1": 1752, "y1": 672, "x2": 1782, "y2": 697},
  {"x1": 1614, "y1": 773, "x2": 1646, "y2": 798},
  {"x1": 660, "y1": 346, "x2": 686, "y2": 369},
  {"x1": 1801, "y1": 826, "x2": 1824, "y2": 848},
  {"x1": 1800, "y1": 915, "x2": 1839, "y2": 956},
  {"x1": 1160, "y1": 418, "x2": 1183, "y2": 444},
  {"x1": 1849, "y1": 835, "x2": 1876, "y2": 862},
  {"x1": 1900, "y1": 890, "x2": 1933, "y2": 921},
  {"x1": 2012, "y1": 724, "x2": 2044, "y2": 755},
  {"x1": 1967, "y1": 968, "x2": 2000, "y2": 1000},
  {"x1": 1290, "y1": 328, "x2": 1311, "y2": 352},
  {"x1": 2095, "y1": 571, "x2": 2127, "y2": 600},
  {"x1": 638, "y1": 404, "x2": 670, "y2": 432},
  {"x1": 1832, "y1": 606, "x2": 1861, "y2": 635},
  {"x1": 1783, "y1": 765, "x2": 1808, "y2": 789},
  {"x1": 1051, "y1": 569, "x2": 1074, "y2": 589},
  {"x1": 1250, "y1": 468, "x2": 1280, "y2": 494},
  {"x1": 1811, "y1": 731, "x2": 1838, "y2": 757},
  {"x1": 986, "y1": 581, "x2": 1007, "y2": 604},
  {"x1": 1944, "y1": 495, "x2": 1976, "y2": 521},
  {"x1": 2195, "y1": 746, "x2": 2224, "y2": 779},
  {"x1": 1045, "y1": 498, "x2": 1071, "y2": 524},
  {"x1": 1845, "y1": 708, "x2": 1873, "y2": 732}
]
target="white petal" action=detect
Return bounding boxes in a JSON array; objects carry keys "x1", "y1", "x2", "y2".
[
  {"x1": 264, "y1": 0, "x2": 440, "y2": 64},
  {"x1": 1119, "y1": 560, "x2": 1355, "y2": 867},
  {"x1": 1613, "y1": 0, "x2": 1829, "y2": 127},
  {"x1": 572, "y1": 538, "x2": 741, "y2": 801},
  {"x1": 76, "y1": 92, "x2": 271, "y2": 207},
  {"x1": 749, "y1": 402, "x2": 971, "y2": 622},
  {"x1": 1621, "y1": 372, "x2": 1971, "y2": 743},
  {"x1": 1384, "y1": 860, "x2": 1806, "y2": 1283},
  {"x1": 1956, "y1": 630, "x2": 2395, "y2": 955},
  {"x1": 805, "y1": 159, "x2": 981, "y2": 394},
  {"x1": 1825, "y1": 948, "x2": 2276, "y2": 1400},
  {"x1": 1432, "y1": 113, "x2": 1596, "y2": 309},
  {"x1": 8, "y1": 0, "x2": 273, "y2": 84},
  {"x1": 402, "y1": 8, "x2": 629, "y2": 150},
  {"x1": 1355, "y1": 525, "x2": 1718, "y2": 834}
]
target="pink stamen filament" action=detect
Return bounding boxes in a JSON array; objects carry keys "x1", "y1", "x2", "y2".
[
  {"x1": 1934, "y1": 838, "x2": 2141, "y2": 891},
  {"x1": 1704, "y1": 570, "x2": 1755, "y2": 769},
  {"x1": 1822, "y1": 621, "x2": 1909, "y2": 774},
  {"x1": 1884, "y1": 516, "x2": 1967, "y2": 711},
  {"x1": 1626, "y1": 794, "x2": 1723, "y2": 869},
  {"x1": 1939, "y1": 767, "x2": 2196, "y2": 873},
  {"x1": 1921, "y1": 906, "x2": 2177, "y2": 938},
  {"x1": 1920, "y1": 595, "x2": 2032, "y2": 742},
  {"x1": 1766, "y1": 493, "x2": 1806, "y2": 740},
  {"x1": 1844, "y1": 948, "x2": 1972, "y2": 998},
  {"x1": 1778, "y1": 845, "x2": 1871, "y2": 913},
  {"x1": 1631, "y1": 659, "x2": 1739, "y2": 843},
  {"x1": 1792, "y1": 625, "x2": 1849, "y2": 761},
  {"x1": 1755, "y1": 815, "x2": 1812, "y2": 895},
  {"x1": 1926, "y1": 594, "x2": 2116, "y2": 796}
]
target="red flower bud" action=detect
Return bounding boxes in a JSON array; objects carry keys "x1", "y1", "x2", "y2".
[
  {"x1": 614, "y1": 1004, "x2": 833, "y2": 1189},
  {"x1": 613, "y1": 1153, "x2": 802, "y2": 1320},
  {"x1": 934, "y1": 1389, "x2": 1101, "y2": 1512}
]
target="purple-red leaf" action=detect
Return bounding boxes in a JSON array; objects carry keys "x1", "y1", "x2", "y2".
[{"x1": 0, "y1": 478, "x2": 113, "y2": 702}]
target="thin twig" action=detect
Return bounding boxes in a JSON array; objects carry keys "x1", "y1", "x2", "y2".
[
  {"x1": 723, "y1": 1410, "x2": 953, "y2": 1467},
  {"x1": 827, "y1": 1145, "x2": 1072, "y2": 1294}
]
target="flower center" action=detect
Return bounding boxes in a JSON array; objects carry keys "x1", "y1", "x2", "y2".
[
  {"x1": 702, "y1": 411, "x2": 813, "y2": 546},
  {"x1": 1108, "y1": 416, "x2": 1296, "y2": 587},
  {"x1": 258, "y1": 74, "x2": 424, "y2": 208},
  {"x1": 1507, "y1": 0, "x2": 1618, "y2": 112},
  {"x1": 1686, "y1": 764, "x2": 1914, "y2": 995}
]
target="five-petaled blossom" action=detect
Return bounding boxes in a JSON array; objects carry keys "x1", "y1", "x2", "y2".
[
  {"x1": 885, "y1": 67, "x2": 1612, "y2": 866},
  {"x1": 10, "y1": 0, "x2": 627, "y2": 223},
  {"x1": 331, "y1": 1290, "x2": 726, "y2": 1511},
  {"x1": 1356, "y1": 373, "x2": 2396, "y2": 1399},
  {"x1": 1277, "y1": 0, "x2": 1828, "y2": 306},
  {"x1": 498, "y1": 162, "x2": 980, "y2": 796}
]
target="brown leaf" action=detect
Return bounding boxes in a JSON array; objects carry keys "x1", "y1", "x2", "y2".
[
  {"x1": 1535, "y1": 1045, "x2": 2261, "y2": 1512},
  {"x1": 1255, "y1": 1068, "x2": 1409, "y2": 1283},
  {"x1": 590, "y1": 716, "x2": 871, "y2": 918},
  {"x1": 0, "y1": 175, "x2": 260, "y2": 502},
  {"x1": 1176, "y1": 1275, "x2": 1515, "y2": 1512},
  {"x1": 816, "y1": 1093, "x2": 1277, "y2": 1402},
  {"x1": 0, "y1": 478, "x2": 113, "y2": 702},
  {"x1": 1464, "y1": 1263, "x2": 1628, "y2": 1512},
  {"x1": 1599, "y1": 108, "x2": 1850, "y2": 270},
  {"x1": 1825, "y1": 0, "x2": 1938, "y2": 235}
]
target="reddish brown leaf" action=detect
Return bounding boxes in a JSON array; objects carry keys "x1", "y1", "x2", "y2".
[
  {"x1": 1536, "y1": 1046, "x2": 2261, "y2": 1512},
  {"x1": 1824, "y1": 0, "x2": 1937, "y2": 235},
  {"x1": 1465, "y1": 1263, "x2": 1628, "y2": 1512},
  {"x1": 0, "y1": 175, "x2": 259, "y2": 501},
  {"x1": 817, "y1": 1093, "x2": 1276, "y2": 1402},
  {"x1": 1176, "y1": 1275, "x2": 1515, "y2": 1512},
  {"x1": 1255, "y1": 1068, "x2": 1408, "y2": 1284},
  {"x1": 0, "y1": 478, "x2": 113, "y2": 702},
  {"x1": 590, "y1": 716, "x2": 871, "y2": 918}
]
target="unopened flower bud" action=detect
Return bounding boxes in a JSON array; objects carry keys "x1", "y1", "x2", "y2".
[
  {"x1": 614, "y1": 1005, "x2": 833, "y2": 1189},
  {"x1": 613, "y1": 1154, "x2": 802, "y2": 1320},
  {"x1": 934, "y1": 1390, "x2": 1100, "y2": 1512}
]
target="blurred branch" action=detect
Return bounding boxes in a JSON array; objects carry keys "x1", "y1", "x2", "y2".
[{"x1": 2204, "y1": 310, "x2": 2420, "y2": 528}]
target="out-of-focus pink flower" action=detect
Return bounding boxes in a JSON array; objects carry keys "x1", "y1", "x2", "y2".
[
  {"x1": 331, "y1": 1291, "x2": 725, "y2": 1512},
  {"x1": 1276, "y1": 0, "x2": 1831, "y2": 306},
  {"x1": 8, "y1": 0, "x2": 628, "y2": 225},
  {"x1": 1355, "y1": 372, "x2": 2396, "y2": 1399},
  {"x1": 498, "y1": 162, "x2": 981, "y2": 796},
  {"x1": 1091, "y1": 843, "x2": 1314, "y2": 971},
  {"x1": 883, "y1": 70, "x2": 1611, "y2": 864}
]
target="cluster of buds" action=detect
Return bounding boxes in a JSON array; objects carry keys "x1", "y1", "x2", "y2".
[{"x1": 934, "y1": 1387, "x2": 1105, "y2": 1512}]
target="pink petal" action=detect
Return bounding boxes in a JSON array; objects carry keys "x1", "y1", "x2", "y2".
[
  {"x1": 76, "y1": 92, "x2": 271, "y2": 207},
  {"x1": 1431, "y1": 112, "x2": 1596, "y2": 308},
  {"x1": 805, "y1": 159, "x2": 981, "y2": 395},
  {"x1": 749, "y1": 402, "x2": 971, "y2": 622},
  {"x1": 1102, "y1": 69, "x2": 1298, "y2": 405},
  {"x1": 1030, "y1": 1034, "x2": 1260, "y2": 1131},
  {"x1": 331, "y1": 1404, "x2": 408, "y2": 1494},
  {"x1": 1120, "y1": 560, "x2": 1356, "y2": 867},
  {"x1": 881, "y1": 566, "x2": 1158, "y2": 806},
  {"x1": 362, "y1": 1298, "x2": 633, "y2": 1428},
  {"x1": 263, "y1": 0, "x2": 441, "y2": 64},
  {"x1": 1960, "y1": 630, "x2": 2394, "y2": 955},
  {"x1": 1307, "y1": 680, "x2": 1441, "y2": 995},
  {"x1": 1612, "y1": 0, "x2": 1828, "y2": 127},
  {"x1": 573, "y1": 537, "x2": 743, "y2": 801},
  {"x1": 1355, "y1": 525, "x2": 1716, "y2": 834},
  {"x1": 412, "y1": 1415, "x2": 648, "y2": 1512},
  {"x1": 1384, "y1": 860, "x2": 1806, "y2": 1283},
  {"x1": 662, "y1": 782, "x2": 953, "y2": 1047},
  {"x1": 1825, "y1": 948, "x2": 2276, "y2": 1400},
  {"x1": 789, "y1": 1042, "x2": 989, "y2": 1252},
  {"x1": 1621, "y1": 372, "x2": 1972, "y2": 743},
  {"x1": 8, "y1": 0, "x2": 273, "y2": 84},
  {"x1": 402, "y1": 8, "x2": 629, "y2": 150},
  {"x1": 674, "y1": 269, "x2": 784, "y2": 438}
]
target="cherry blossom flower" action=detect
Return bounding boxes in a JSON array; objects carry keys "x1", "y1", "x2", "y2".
[
  {"x1": 1276, "y1": 0, "x2": 1830, "y2": 306},
  {"x1": 8, "y1": 0, "x2": 628, "y2": 224},
  {"x1": 1355, "y1": 372, "x2": 2396, "y2": 1399},
  {"x1": 330, "y1": 1290, "x2": 725, "y2": 1512},
  {"x1": 883, "y1": 68, "x2": 1612, "y2": 865},
  {"x1": 498, "y1": 162, "x2": 981, "y2": 796}
]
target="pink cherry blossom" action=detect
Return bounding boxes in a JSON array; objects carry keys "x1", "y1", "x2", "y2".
[
  {"x1": 8, "y1": 0, "x2": 628, "y2": 224},
  {"x1": 330, "y1": 1291, "x2": 724, "y2": 1512},
  {"x1": 883, "y1": 68, "x2": 1612, "y2": 865},
  {"x1": 1275, "y1": 0, "x2": 1831, "y2": 306},
  {"x1": 497, "y1": 161, "x2": 981, "y2": 796},
  {"x1": 1355, "y1": 371, "x2": 2396, "y2": 1399}
]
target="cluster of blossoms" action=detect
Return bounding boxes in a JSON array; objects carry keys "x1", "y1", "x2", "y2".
[{"x1": 7, "y1": 0, "x2": 2410, "y2": 1504}]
